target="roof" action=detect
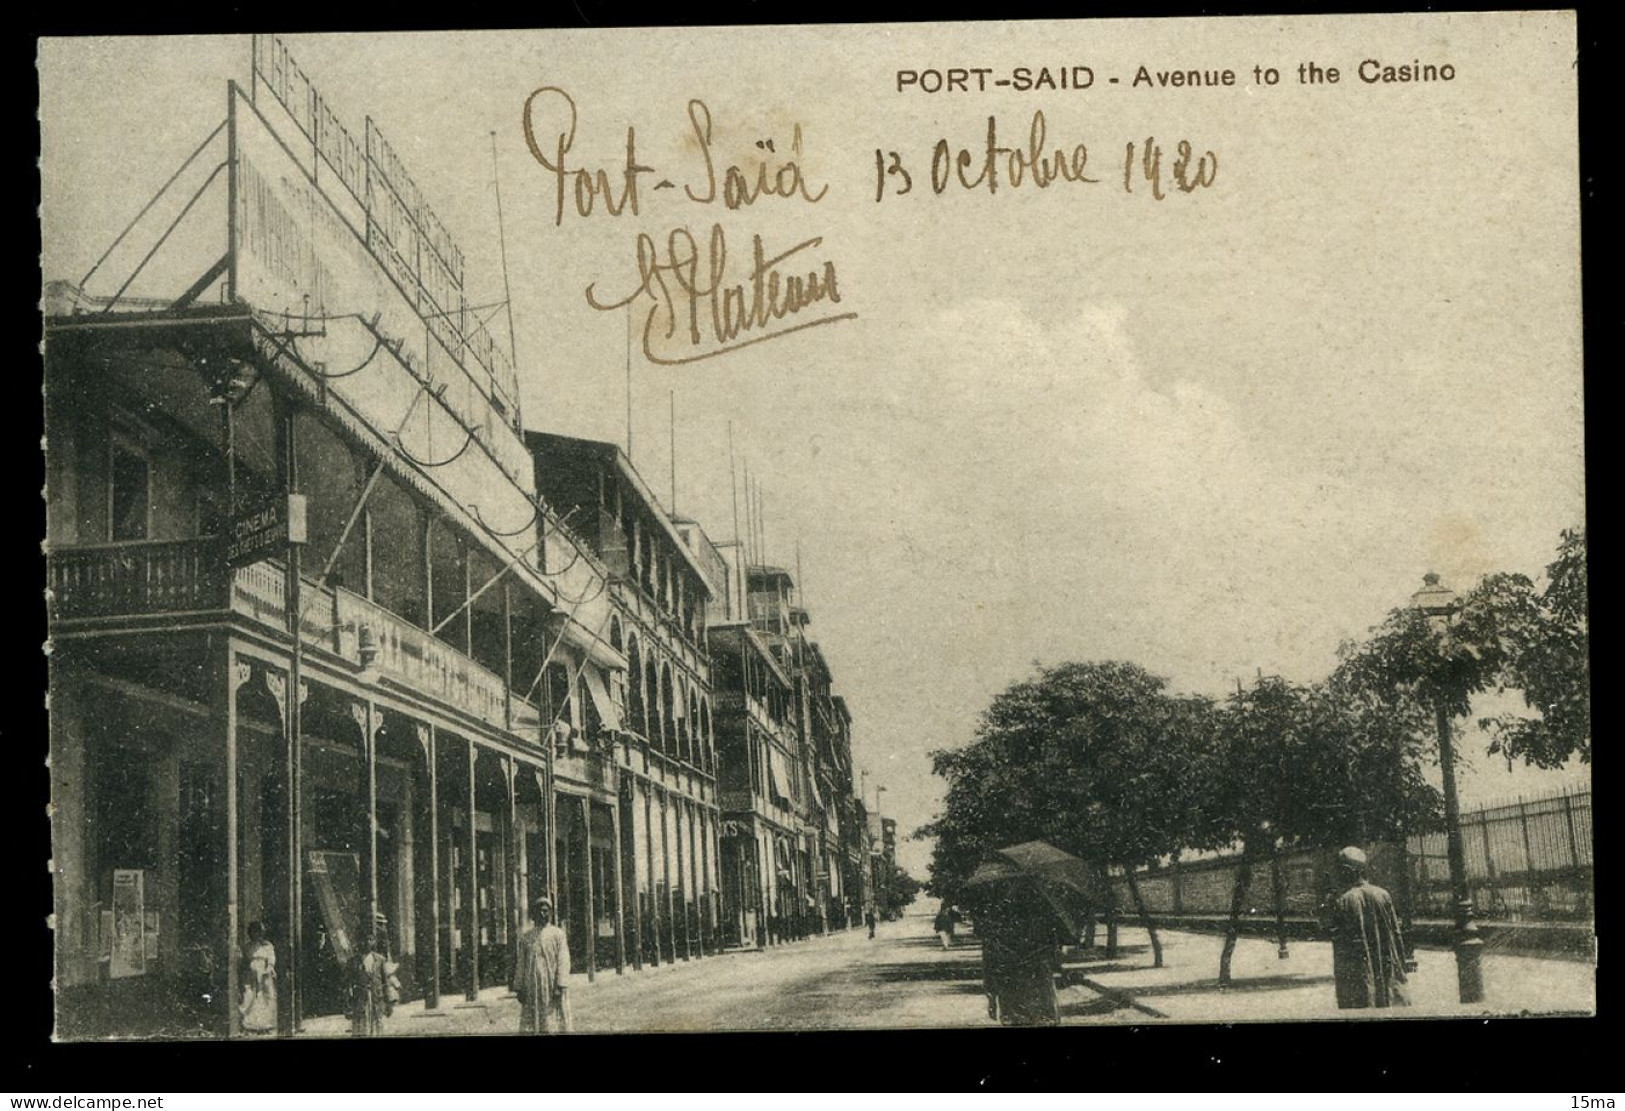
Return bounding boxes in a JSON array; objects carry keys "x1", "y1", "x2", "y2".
[
  {"x1": 709, "y1": 620, "x2": 793, "y2": 689},
  {"x1": 747, "y1": 564, "x2": 795, "y2": 589},
  {"x1": 524, "y1": 430, "x2": 714, "y2": 598}
]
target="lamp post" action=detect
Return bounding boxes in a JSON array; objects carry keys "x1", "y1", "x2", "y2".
[
  {"x1": 873, "y1": 785, "x2": 888, "y2": 918},
  {"x1": 1410, "y1": 572, "x2": 1485, "y2": 1004}
]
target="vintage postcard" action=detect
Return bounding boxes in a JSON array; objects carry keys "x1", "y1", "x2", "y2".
[{"x1": 39, "y1": 12, "x2": 1589, "y2": 1041}]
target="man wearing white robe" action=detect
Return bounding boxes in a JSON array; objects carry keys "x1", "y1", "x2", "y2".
[{"x1": 514, "y1": 897, "x2": 572, "y2": 1033}]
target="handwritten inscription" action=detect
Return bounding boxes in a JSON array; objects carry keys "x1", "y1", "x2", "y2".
[
  {"x1": 585, "y1": 225, "x2": 852, "y2": 366},
  {"x1": 874, "y1": 112, "x2": 1216, "y2": 203},
  {"x1": 523, "y1": 87, "x2": 654, "y2": 225},
  {"x1": 519, "y1": 90, "x2": 1220, "y2": 364},
  {"x1": 523, "y1": 88, "x2": 852, "y2": 364},
  {"x1": 684, "y1": 100, "x2": 829, "y2": 208}
]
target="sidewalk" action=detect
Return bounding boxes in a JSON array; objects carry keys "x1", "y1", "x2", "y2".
[
  {"x1": 1055, "y1": 926, "x2": 1596, "y2": 1024},
  {"x1": 295, "y1": 928, "x2": 867, "y2": 1038}
]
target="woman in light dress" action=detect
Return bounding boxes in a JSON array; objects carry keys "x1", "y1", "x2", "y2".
[{"x1": 239, "y1": 921, "x2": 278, "y2": 1036}]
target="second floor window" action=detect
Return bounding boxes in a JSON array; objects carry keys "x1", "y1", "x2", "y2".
[{"x1": 108, "y1": 436, "x2": 150, "y2": 541}]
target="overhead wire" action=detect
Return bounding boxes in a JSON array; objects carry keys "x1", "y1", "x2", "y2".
[
  {"x1": 308, "y1": 336, "x2": 385, "y2": 381},
  {"x1": 468, "y1": 499, "x2": 540, "y2": 538}
]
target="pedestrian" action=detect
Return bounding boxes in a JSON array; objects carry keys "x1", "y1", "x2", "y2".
[
  {"x1": 349, "y1": 927, "x2": 389, "y2": 1037},
  {"x1": 977, "y1": 888, "x2": 1066, "y2": 1026},
  {"x1": 866, "y1": 907, "x2": 877, "y2": 939},
  {"x1": 934, "y1": 902, "x2": 956, "y2": 950},
  {"x1": 1328, "y1": 846, "x2": 1409, "y2": 1010},
  {"x1": 514, "y1": 897, "x2": 573, "y2": 1034},
  {"x1": 238, "y1": 921, "x2": 278, "y2": 1036}
]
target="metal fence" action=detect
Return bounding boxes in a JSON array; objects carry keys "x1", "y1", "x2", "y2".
[
  {"x1": 1116, "y1": 788, "x2": 1593, "y2": 924},
  {"x1": 1408, "y1": 788, "x2": 1592, "y2": 921}
]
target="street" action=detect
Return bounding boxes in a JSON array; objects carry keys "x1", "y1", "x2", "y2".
[
  {"x1": 298, "y1": 906, "x2": 1594, "y2": 1037},
  {"x1": 301, "y1": 911, "x2": 993, "y2": 1037}
]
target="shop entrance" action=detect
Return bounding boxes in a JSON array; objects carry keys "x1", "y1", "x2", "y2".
[{"x1": 438, "y1": 739, "x2": 516, "y2": 997}]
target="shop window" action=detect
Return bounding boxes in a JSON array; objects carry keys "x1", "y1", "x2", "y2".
[
  {"x1": 177, "y1": 762, "x2": 222, "y2": 955},
  {"x1": 95, "y1": 745, "x2": 156, "y2": 873},
  {"x1": 109, "y1": 435, "x2": 151, "y2": 541},
  {"x1": 309, "y1": 787, "x2": 363, "y2": 855}
]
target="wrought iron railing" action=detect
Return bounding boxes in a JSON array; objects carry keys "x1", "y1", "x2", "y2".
[
  {"x1": 47, "y1": 537, "x2": 229, "y2": 619},
  {"x1": 48, "y1": 537, "x2": 535, "y2": 739}
]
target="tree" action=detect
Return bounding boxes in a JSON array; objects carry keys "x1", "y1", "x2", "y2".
[
  {"x1": 1481, "y1": 528, "x2": 1590, "y2": 768},
  {"x1": 1210, "y1": 677, "x2": 1303, "y2": 985},
  {"x1": 1209, "y1": 676, "x2": 1440, "y2": 984},
  {"x1": 920, "y1": 667, "x2": 1096, "y2": 906},
  {"x1": 879, "y1": 864, "x2": 923, "y2": 918},
  {"x1": 1331, "y1": 528, "x2": 1587, "y2": 774},
  {"x1": 1048, "y1": 669, "x2": 1223, "y2": 968},
  {"x1": 922, "y1": 661, "x2": 1221, "y2": 968}
]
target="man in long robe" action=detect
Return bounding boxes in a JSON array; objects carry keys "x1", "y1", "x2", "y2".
[
  {"x1": 514, "y1": 897, "x2": 572, "y2": 1033},
  {"x1": 976, "y1": 885, "x2": 1065, "y2": 1026},
  {"x1": 1329, "y1": 846, "x2": 1409, "y2": 1009}
]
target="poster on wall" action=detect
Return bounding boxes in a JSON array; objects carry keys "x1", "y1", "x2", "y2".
[
  {"x1": 98, "y1": 910, "x2": 113, "y2": 966},
  {"x1": 308, "y1": 850, "x2": 363, "y2": 966},
  {"x1": 108, "y1": 869, "x2": 145, "y2": 979}
]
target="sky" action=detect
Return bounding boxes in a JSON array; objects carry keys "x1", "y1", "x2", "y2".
[{"x1": 39, "y1": 14, "x2": 1587, "y2": 874}]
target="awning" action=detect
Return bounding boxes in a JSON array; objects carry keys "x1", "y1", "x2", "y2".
[
  {"x1": 581, "y1": 665, "x2": 623, "y2": 733},
  {"x1": 766, "y1": 748, "x2": 792, "y2": 806},
  {"x1": 547, "y1": 613, "x2": 628, "y2": 673},
  {"x1": 765, "y1": 753, "x2": 785, "y2": 805}
]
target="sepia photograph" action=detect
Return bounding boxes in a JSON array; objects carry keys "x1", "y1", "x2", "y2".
[{"x1": 38, "y1": 12, "x2": 1589, "y2": 1045}]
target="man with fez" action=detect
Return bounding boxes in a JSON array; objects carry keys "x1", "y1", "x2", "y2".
[
  {"x1": 1328, "y1": 846, "x2": 1409, "y2": 1009},
  {"x1": 514, "y1": 896, "x2": 573, "y2": 1033}
]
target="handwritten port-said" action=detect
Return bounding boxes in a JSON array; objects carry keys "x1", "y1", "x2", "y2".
[
  {"x1": 522, "y1": 88, "x2": 851, "y2": 367},
  {"x1": 520, "y1": 87, "x2": 1218, "y2": 365}
]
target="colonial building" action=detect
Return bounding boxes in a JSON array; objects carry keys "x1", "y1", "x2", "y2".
[
  {"x1": 711, "y1": 618, "x2": 802, "y2": 947},
  {"x1": 45, "y1": 33, "x2": 872, "y2": 1040},
  {"x1": 45, "y1": 38, "x2": 624, "y2": 1038},
  {"x1": 712, "y1": 562, "x2": 869, "y2": 946},
  {"x1": 524, "y1": 432, "x2": 726, "y2": 969}
]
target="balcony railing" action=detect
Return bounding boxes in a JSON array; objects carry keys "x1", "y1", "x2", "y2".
[
  {"x1": 49, "y1": 537, "x2": 535, "y2": 739},
  {"x1": 47, "y1": 538, "x2": 229, "y2": 620}
]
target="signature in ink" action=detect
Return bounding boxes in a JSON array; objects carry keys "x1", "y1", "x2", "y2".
[{"x1": 586, "y1": 224, "x2": 856, "y2": 365}]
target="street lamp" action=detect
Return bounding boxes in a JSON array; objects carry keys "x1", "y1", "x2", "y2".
[{"x1": 1410, "y1": 572, "x2": 1485, "y2": 1004}]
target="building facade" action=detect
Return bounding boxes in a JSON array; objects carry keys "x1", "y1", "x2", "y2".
[
  {"x1": 44, "y1": 33, "x2": 871, "y2": 1039},
  {"x1": 525, "y1": 432, "x2": 726, "y2": 971}
]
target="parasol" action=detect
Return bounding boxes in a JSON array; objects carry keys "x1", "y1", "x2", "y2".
[{"x1": 964, "y1": 840, "x2": 1102, "y2": 936}]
